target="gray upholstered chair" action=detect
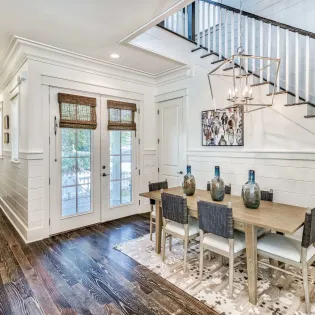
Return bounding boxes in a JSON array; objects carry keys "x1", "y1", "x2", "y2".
[
  {"x1": 149, "y1": 180, "x2": 168, "y2": 241},
  {"x1": 198, "y1": 200, "x2": 246, "y2": 298},
  {"x1": 261, "y1": 189, "x2": 273, "y2": 202},
  {"x1": 161, "y1": 193, "x2": 199, "y2": 272},
  {"x1": 206, "y1": 183, "x2": 231, "y2": 194},
  {"x1": 225, "y1": 184, "x2": 232, "y2": 195},
  {"x1": 257, "y1": 207, "x2": 315, "y2": 315}
]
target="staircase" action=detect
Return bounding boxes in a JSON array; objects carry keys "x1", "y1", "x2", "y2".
[{"x1": 159, "y1": 0, "x2": 315, "y2": 119}]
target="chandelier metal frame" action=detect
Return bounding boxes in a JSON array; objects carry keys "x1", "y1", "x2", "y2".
[{"x1": 207, "y1": 0, "x2": 281, "y2": 113}]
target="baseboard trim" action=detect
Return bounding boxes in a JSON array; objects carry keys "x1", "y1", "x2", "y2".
[
  {"x1": 0, "y1": 197, "x2": 28, "y2": 243},
  {"x1": 0, "y1": 197, "x2": 46, "y2": 243}
]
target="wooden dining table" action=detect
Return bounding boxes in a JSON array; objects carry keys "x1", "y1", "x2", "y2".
[{"x1": 139, "y1": 186, "x2": 306, "y2": 305}]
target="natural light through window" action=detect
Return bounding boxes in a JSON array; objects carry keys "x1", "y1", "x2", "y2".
[
  {"x1": 11, "y1": 96, "x2": 19, "y2": 161},
  {"x1": 110, "y1": 131, "x2": 132, "y2": 207},
  {"x1": 61, "y1": 129, "x2": 92, "y2": 217}
]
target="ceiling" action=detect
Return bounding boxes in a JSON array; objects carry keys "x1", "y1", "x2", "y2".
[{"x1": 0, "y1": 0, "x2": 184, "y2": 75}]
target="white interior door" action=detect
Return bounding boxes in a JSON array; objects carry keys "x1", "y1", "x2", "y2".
[
  {"x1": 100, "y1": 96, "x2": 139, "y2": 222},
  {"x1": 158, "y1": 97, "x2": 185, "y2": 187},
  {"x1": 49, "y1": 87, "x2": 101, "y2": 235}
]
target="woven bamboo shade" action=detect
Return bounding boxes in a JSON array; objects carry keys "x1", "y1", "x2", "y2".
[
  {"x1": 107, "y1": 100, "x2": 137, "y2": 131},
  {"x1": 58, "y1": 93, "x2": 97, "y2": 130}
]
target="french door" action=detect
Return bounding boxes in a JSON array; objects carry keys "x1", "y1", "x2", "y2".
[
  {"x1": 49, "y1": 88, "x2": 101, "y2": 234},
  {"x1": 100, "y1": 96, "x2": 139, "y2": 222},
  {"x1": 49, "y1": 88, "x2": 138, "y2": 235}
]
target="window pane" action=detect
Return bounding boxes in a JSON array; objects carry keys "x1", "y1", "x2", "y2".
[
  {"x1": 110, "y1": 131, "x2": 120, "y2": 155},
  {"x1": 77, "y1": 157, "x2": 91, "y2": 184},
  {"x1": 11, "y1": 98, "x2": 19, "y2": 161},
  {"x1": 62, "y1": 158, "x2": 76, "y2": 186},
  {"x1": 77, "y1": 129, "x2": 91, "y2": 157},
  {"x1": 62, "y1": 187, "x2": 76, "y2": 216},
  {"x1": 121, "y1": 110, "x2": 132, "y2": 123},
  {"x1": 78, "y1": 184, "x2": 91, "y2": 213},
  {"x1": 61, "y1": 129, "x2": 92, "y2": 217},
  {"x1": 121, "y1": 155, "x2": 131, "y2": 179},
  {"x1": 122, "y1": 179, "x2": 132, "y2": 204},
  {"x1": 110, "y1": 181, "x2": 121, "y2": 207},
  {"x1": 121, "y1": 131, "x2": 131, "y2": 155},
  {"x1": 110, "y1": 156, "x2": 121, "y2": 180},
  {"x1": 109, "y1": 108, "x2": 120, "y2": 122},
  {"x1": 62, "y1": 129, "x2": 76, "y2": 157}
]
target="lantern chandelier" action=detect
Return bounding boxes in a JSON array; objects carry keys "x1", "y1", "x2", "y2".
[{"x1": 207, "y1": 0, "x2": 281, "y2": 113}]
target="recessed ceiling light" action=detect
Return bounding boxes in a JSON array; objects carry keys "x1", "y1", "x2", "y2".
[{"x1": 110, "y1": 53, "x2": 120, "y2": 59}]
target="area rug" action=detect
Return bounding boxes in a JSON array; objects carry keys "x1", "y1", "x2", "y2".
[{"x1": 115, "y1": 233, "x2": 315, "y2": 315}]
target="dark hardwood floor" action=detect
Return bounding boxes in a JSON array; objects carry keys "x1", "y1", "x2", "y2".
[{"x1": 0, "y1": 210, "x2": 217, "y2": 315}]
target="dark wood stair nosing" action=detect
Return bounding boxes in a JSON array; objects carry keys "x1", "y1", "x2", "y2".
[
  {"x1": 285, "y1": 102, "x2": 315, "y2": 108},
  {"x1": 304, "y1": 115, "x2": 315, "y2": 118},
  {"x1": 211, "y1": 58, "x2": 225, "y2": 65},
  {"x1": 201, "y1": 52, "x2": 214, "y2": 58},
  {"x1": 191, "y1": 45, "x2": 208, "y2": 53},
  {"x1": 250, "y1": 82, "x2": 271, "y2": 87}
]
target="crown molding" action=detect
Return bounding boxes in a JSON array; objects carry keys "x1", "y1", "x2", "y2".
[
  {"x1": 0, "y1": 37, "x2": 193, "y2": 91},
  {"x1": 0, "y1": 39, "x2": 192, "y2": 91}
]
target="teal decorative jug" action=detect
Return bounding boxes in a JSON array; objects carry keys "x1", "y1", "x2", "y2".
[
  {"x1": 182, "y1": 165, "x2": 196, "y2": 196},
  {"x1": 243, "y1": 170, "x2": 260, "y2": 209},
  {"x1": 211, "y1": 166, "x2": 225, "y2": 201}
]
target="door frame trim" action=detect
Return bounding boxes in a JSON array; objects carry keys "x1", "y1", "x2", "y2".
[{"x1": 43, "y1": 76, "x2": 143, "y2": 238}]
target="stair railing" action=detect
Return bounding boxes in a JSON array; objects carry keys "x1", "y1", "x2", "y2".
[{"x1": 161, "y1": 0, "x2": 315, "y2": 105}]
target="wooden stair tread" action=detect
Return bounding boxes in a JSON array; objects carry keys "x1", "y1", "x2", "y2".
[
  {"x1": 201, "y1": 52, "x2": 214, "y2": 58},
  {"x1": 304, "y1": 115, "x2": 315, "y2": 118},
  {"x1": 251, "y1": 82, "x2": 271, "y2": 87},
  {"x1": 211, "y1": 58, "x2": 225, "y2": 65},
  {"x1": 266, "y1": 91, "x2": 289, "y2": 96},
  {"x1": 285, "y1": 102, "x2": 315, "y2": 108},
  {"x1": 191, "y1": 46, "x2": 207, "y2": 52}
]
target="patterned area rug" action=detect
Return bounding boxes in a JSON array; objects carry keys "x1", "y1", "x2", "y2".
[{"x1": 115, "y1": 233, "x2": 315, "y2": 315}]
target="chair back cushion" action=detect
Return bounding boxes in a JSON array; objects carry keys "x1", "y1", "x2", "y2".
[
  {"x1": 149, "y1": 180, "x2": 168, "y2": 205},
  {"x1": 302, "y1": 208, "x2": 315, "y2": 248},
  {"x1": 225, "y1": 184, "x2": 231, "y2": 195},
  {"x1": 261, "y1": 190, "x2": 273, "y2": 202},
  {"x1": 161, "y1": 193, "x2": 188, "y2": 224},
  {"x1": 197, "y1": 200, "x2": 234, "y2": 239}
]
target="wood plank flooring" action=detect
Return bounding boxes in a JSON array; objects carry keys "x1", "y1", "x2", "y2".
[{"x1": 0, "y1": 211, "x2": 218, "y2": 315}]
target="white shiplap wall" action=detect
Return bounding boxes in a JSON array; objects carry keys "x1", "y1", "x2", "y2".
[
  {"x1": 0, "y1": 154, "x2": 43, "y2": 242},
  {"x1": 188, "y1": 151, "x2": 315, "y2": 208}
]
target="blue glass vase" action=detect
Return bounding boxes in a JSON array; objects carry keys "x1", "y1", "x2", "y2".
[
  {"x1": 183, "y1": 165, "x2": 196, "y2": 196},
  {"x1": 211, "y1": 166, "x2": 225, "y2": 201},
  {"x1": 243, "y1": 170, "x2": 261, "y2": 209}
]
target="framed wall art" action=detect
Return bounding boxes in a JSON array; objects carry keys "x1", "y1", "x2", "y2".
[
  {"x1": 4, "y1": 133, "x2": 9, "y2": 144},
  {"x1": 202, "y1": 106, "x2": 244, "y2": 146},
  {"x1": 4, "y1": 115, "x2": 9, "y2": 129}
]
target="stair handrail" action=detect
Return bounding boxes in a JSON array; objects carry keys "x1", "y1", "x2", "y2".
[{"x1": 203, "y1": 0, "x2": 315, "y2": 39}]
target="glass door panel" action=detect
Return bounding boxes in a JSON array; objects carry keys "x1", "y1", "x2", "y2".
[
  {"x1": 61, "y1": 129, "x2": 92, "y2": 217},
  {"x1": 109, "y1": 130, "x2": 133, "y2": 207}
]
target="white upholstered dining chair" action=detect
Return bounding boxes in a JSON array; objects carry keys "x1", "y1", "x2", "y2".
[
  {"x1": 198, "y1": 200, "x2": 246, "y2": 298},
  {"x1": 161, "y1": 192, "x2": 199, "y2": 273},
  {"x1": 257, "y1": 207, "x2": 315, "y2": 315}
]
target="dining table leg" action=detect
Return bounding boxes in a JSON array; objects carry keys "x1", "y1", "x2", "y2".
[
  {"x1": 245, "y1": 223, "x2": 257, "y2": 305},
  {"x1": 155, "y1": 200, "x2": 162, "y2": 254}
]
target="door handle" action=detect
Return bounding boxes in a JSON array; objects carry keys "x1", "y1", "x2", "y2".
[
  {"x1": 102, "y1": 173, "x2": 108, "y2": 177},
  {"x1": 177, "y1": 171, "x2": 183, "y2": 174}
]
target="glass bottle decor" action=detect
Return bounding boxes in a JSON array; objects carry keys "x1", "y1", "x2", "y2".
[
  {"x1": 243, "y1": 170, "x2": 261, "y2": 209},
  {"x1": 182, "y1": 165, "x2": 196, "y2": 196},
  {"x1": 211, "y1": 166, "x2": 225, "y2": 201}
]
